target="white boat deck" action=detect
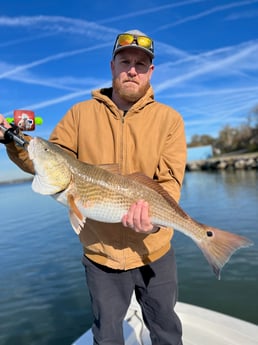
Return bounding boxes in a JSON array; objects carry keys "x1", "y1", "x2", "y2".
[{"x1": 73, "y1": 294, "x2": 258, "y2": 345}]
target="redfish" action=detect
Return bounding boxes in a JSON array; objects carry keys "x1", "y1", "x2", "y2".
[{"x1": 28, "y1": 137, "x2": 253, "y2": 279}]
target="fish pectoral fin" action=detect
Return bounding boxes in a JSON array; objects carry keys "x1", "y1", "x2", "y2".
[
  {"x1": 97, "y1": 163, "x2": 121, "y2": 174},
  {"x1": 69, "y1": 210, "x2": 86, "y2": 235},
  {"x1": 67, "y1": 194, "x2": 86, "y2": 235}
]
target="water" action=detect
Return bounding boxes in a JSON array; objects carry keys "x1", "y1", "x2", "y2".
[{"x1": 0, "y1": 170, "x2": 257, "y2": 345}]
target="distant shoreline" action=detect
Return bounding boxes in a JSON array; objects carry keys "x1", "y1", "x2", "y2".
[
  {"x1": 186, "y1": 152, "x2": 258, "y2": 171},
  {"x1": 0, "y1": 177, "x2": 33, "y2": 186}
]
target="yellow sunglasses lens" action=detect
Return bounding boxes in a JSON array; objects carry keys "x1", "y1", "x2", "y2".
[
  {"x1": 118, "y1": 34, "x2": 134, "y2": 46},
  {"x1": 137, "y1": 36, "x2": 152, "y2": 48}
]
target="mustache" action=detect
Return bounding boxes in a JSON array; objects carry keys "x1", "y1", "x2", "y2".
[{"x1": 124, "y1": 77, "x2": 138, "y2": 84}]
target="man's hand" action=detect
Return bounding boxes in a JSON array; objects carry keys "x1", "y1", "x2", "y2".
[
  {"x1": 122, "y1": 200, "x2": 159, "y2": 234},
  {"x1": 0, "y1": 114, "x2": 11, "y2": 140}
]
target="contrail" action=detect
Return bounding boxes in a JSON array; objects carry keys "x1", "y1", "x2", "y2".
[
  {"x1": 0, "y1": 42, "x2": 111, "y2": 80},
  {"x1": 97, "y1": 0, "x2": 205, "y2": 24},
  {"x1": 156, "y1": 0, "x2": 258, "y2": 31},
  {"x1": 3, "y1": 81, "x2": 110, "y2": 116},
  {"x1": 154, "y1": 41, "x2": 258, "y2": 92}
]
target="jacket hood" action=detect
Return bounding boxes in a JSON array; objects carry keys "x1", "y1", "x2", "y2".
[{"x1": 91, "y1": 86, "x2": 155, "y2": 116}]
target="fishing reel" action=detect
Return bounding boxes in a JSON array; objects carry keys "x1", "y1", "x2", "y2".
[{"x1": 0, "y1": 110, "x2": 43, "y2": 148}]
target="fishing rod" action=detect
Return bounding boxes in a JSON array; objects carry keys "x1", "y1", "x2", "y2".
[{"x1": 0, "y1": 110, "x2": 43, "y2": 148}]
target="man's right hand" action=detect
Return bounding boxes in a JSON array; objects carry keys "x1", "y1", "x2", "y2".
[{"x1": 0, "y1": 114, "x2": 11, "y2": 140}]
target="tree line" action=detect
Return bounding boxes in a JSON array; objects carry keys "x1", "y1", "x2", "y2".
[{"x1": 188, "y1": 105, "x2": 258, "y2": 154}]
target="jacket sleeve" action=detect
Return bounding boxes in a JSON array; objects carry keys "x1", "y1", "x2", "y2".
[
  {"x1": 155, "y1": 114, "x2": 187, "y2": 203},
  {"x1": 5, "y1": 135, "x2": 35, "y2": 174},
  {"x1": 49, "y1": 106, "x2": 78, "y2": 158}
]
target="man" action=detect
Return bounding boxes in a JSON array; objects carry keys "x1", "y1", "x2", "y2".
[{"x1": 0, "y1": 30, "x2": 187, "y2": 344}]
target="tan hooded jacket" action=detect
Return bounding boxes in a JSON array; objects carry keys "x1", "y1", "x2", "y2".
[{"x1": 6, "y1": 86, "x2": 187, "y2": 270}]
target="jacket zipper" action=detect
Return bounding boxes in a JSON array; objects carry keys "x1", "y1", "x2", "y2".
[{"x1": 120, "y1": 111, "x2": 127, "y2": 269}]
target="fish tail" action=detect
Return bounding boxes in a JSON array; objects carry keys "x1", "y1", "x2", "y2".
[{"x1": 195, "y1": 226, "x2": 253, "y2": 280}]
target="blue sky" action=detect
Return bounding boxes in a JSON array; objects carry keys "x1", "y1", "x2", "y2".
[{"x1": 0, "y1": 0, "x2": 258, "y2": 181}]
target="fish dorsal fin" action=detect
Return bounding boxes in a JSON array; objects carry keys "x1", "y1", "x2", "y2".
[
  {"x1": 97, "y1": 164, "x2": 121, "y2": 175},
  {"x1": 126, "y1": 172, "x2": 179, "y2": 207}
]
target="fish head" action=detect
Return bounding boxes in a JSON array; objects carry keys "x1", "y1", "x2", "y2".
[{"x1": 28, "y1": 137, "x2": 72, "y2": 195}]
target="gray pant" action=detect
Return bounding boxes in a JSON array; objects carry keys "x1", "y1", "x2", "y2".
[{"x1": 82, "y1": 247, "x2": 182, "y2": 345}]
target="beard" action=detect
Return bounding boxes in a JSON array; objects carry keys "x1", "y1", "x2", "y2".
[{"x1": 112, "y1": 77, "x2": 150, "y2": 103}]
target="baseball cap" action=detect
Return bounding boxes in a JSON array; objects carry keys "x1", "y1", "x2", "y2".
[{"x1": 112, "y1": 29, "x2": 154, "y2": 59}]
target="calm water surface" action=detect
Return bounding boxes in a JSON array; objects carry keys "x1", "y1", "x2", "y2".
[{"x1": 0, "y1": 170, "x2": 257, "y2": 345}]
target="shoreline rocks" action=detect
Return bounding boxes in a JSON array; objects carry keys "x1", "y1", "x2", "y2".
[{"x1": 186, "y1": 152, "x2": 258, "y2": 171}]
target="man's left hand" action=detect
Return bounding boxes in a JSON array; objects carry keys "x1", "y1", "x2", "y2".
[{"x1": 122, "y1": 200, "x2": 159, "y2": 234}]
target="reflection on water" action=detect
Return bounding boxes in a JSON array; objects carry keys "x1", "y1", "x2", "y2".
[
  {"x1": 180, "y1": 170, "x2": 258, "y2": 230},
  {"x1": 0, "y1": 171, "x2": 257, "y2": 345},
  {"x1": 176, "y1": 170, "x2": 258, "y2": 329}
]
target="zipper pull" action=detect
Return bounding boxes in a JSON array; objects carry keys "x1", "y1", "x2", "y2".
[{"x1": 122, "y1": 110, "x2": 128, "y2": 124}]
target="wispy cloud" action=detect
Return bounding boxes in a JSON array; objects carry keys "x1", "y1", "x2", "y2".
[
  {"x1": 3, "y1": 80, "x2": 111, "y2": 117},
  {"x1": 97, "y1": 0, "x2": 205, "y2": 24},
  {"x1": 8, "y1": 73, "x2": 106, "y2": 92},
  {"x1": 154, "y1": 40, "x2": 258, "y2": 92},
  {"x1": 0, "y1": 32, "x2": 58, "y2": 48},
  {"x1": 152, "y1": 37, "x2": 258, "y2": 136},
  {"x1": 162, "y1": 86, "x2": 258, "y2": 99},
  {"x1": 0, "y1": 42, "x2": 111, "y2": 80},
  {"x1": 0, "y1": 15, "x2": 118, "y2": 38},
  {"x1": 225, "y1": 9, "x2": 258, "y2": 20},
  {"x1": 156, "y1": 0, "x2": 258, "y2": 31}
]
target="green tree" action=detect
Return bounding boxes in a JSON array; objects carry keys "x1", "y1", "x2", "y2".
[
  {"x1": 188, "y1": 104, "x2": 258, "y2": 153},
  {"x1": 188, "y1": 134, "x2": 215, "y2": 147}
]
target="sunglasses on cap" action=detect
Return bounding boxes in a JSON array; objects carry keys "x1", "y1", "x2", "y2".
[{"x1": 113, "y1": 33, "x2": 154, "y2": 58}]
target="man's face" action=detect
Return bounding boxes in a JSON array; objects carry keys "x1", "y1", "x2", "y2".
[{"x1": 111, "y1": 48, "x2": 154, "y2": 103}]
